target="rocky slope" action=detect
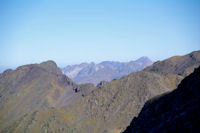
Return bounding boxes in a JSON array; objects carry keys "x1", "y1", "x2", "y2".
[
  {"x1": 0, "y1": 51, "x2": 200, "y2": 133},
  {"x1": 62, "y1": 57, "x2": 153, "y2": 85},
  {"x1": 65, "y1": 51, "x2": 200, "y2": 133},
  {"x1": 123, "y1": 66, "x2": 200, "y2": 133},
  {"x1": 144, "y1": 50, "x2": 200, "y2": 77},
  {"x1": 66, "y1": 72, "x2": 182, "y2": 133},
  {"x1": 0, "y1": 59, "x2": 179, "y2": 133},
  {"x1": 0, "y1": 61, "x2": 81, "y2": 132}
]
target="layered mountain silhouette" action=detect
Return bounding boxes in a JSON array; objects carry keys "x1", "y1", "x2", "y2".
[
  {"x1": 62, "y1": 57, "x2": 153, "y2": 85},
  {"x1": 123, "y1": 66, "x2": 200, "y2": 133},
  {"x1": 0, "y1": 51, "x2": 200, "y2": 133}
]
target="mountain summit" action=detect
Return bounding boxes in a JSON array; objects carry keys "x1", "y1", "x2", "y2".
[
  {"x1": 38, "y1": 60, "x2": 63, "y2": 75},
  {"x1": 0, "y1": 61, "x2": 82, "y2": 132}
]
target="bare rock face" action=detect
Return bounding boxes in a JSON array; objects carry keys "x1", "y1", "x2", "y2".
[{"x1": 123, "y1": 66, "x2": 200, "y2": 133}]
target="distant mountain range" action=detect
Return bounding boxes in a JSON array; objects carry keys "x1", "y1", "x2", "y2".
[
  {"x1": 62, "y1": 56, "x2": 153, "y2": 85},
  {"x1": 0, "y1": 50, "x2": 200, "y2": 133}
]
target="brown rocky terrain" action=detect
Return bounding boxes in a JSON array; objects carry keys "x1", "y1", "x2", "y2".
[
  {"x1": 0, "y1": 61, "x2": 80, "y2": 132},
  {"x1": 0, "y1": 51, "x2": 200, "y2": 133},
  {"x1": 144, "y1": 50, "x2": 200, "y2": 77},
  {"x1": 66, "y1": 72, "x2": 182, "y2": 133},
  {"x1": 123, "y1": 66, "x2": 200, "y2": 133}
]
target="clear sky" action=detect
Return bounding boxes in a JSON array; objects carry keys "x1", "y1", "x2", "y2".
[{"x1": 0, "y1": 0, "x2": 200, "y2": 71}]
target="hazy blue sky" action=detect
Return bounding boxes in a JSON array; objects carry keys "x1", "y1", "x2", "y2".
[{"x1": 0, "y1": 0, "x2": 200, "y2": 71}]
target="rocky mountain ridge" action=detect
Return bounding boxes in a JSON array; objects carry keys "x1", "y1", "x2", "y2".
[
  {"x1": 144, "y1": 50, "x2": 200, "y2": 77},
  {"x1": 123, "y1": 66, "x2": 200, "y2": 133},
  {"x1": 0, "y1": 51, "x2": 200, "y2": 133},
  {"x1": 0, "y1": 61, "x2": 81, "y2": 132}
]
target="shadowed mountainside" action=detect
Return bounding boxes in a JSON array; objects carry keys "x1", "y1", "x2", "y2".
[
  {"x1": 123, "y1": 66, "x2": 200, "y2": 133},
  {"x1": 62, "y1": 57, "x2": 153, "y2": 85}
]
